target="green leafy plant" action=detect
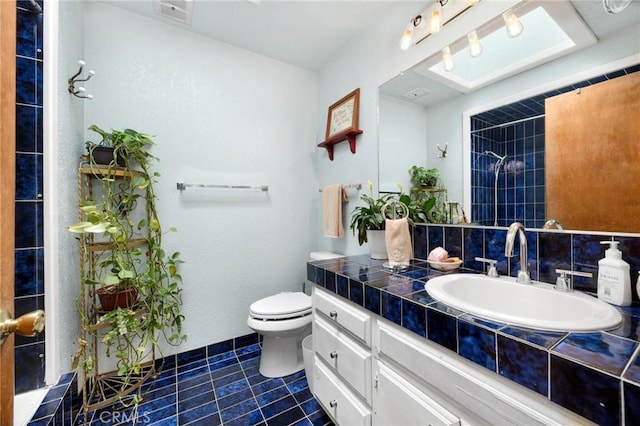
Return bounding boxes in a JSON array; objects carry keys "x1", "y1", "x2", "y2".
[
  {"x1": 68, "y1": 126, "x2": 185, "y2": 407},
  {"x1": 349, "y1": 181, "x2": 395, "y2": 246},
  {"x1": 409, "y1": 166, "x2": 440, "y2": 188}
]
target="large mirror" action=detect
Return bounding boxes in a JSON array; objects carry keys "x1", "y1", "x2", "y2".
[{"x1": 378, "y1": 0, "x2": 640, "y2": 233}]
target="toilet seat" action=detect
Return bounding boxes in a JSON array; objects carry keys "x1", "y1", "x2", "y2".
[{"x1": 249, "y1": 292, "x2": 311, "y2": 320}]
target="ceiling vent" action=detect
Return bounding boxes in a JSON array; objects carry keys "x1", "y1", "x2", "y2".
[
  {"x1": 403, "y1": 87, "x2": 430, "y2": 100},
  {"x1": 153, "y1": 0, "x2": 194, "y2": 25}
]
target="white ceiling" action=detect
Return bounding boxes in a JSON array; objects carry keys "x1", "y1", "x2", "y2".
[
  {"x1": 101, "y1": 0, "x2": 410, "y2": 71},
  {"x1": 102, "y1": 0, "x2": 639, "y2": 79}
]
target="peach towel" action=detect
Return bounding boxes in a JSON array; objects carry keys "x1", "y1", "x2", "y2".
[
  {"x1": 322, "y1": 184, "x2": 348, "y2": 238},
  {"x1": 385, "y1": 218, "x2": 413, "y2": 267}
]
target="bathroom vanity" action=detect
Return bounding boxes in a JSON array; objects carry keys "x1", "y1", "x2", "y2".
[{"x1": 307, "y1": 255, "x2": 640, "y2": 425}]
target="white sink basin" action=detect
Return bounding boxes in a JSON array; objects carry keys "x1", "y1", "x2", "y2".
[{"x1": 425, "y1": 274, "x2": 622, "y2": 332}]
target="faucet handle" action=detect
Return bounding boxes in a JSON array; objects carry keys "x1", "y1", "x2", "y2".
[
  {"x1": 555, "y1": 269, "x2": 593, "y2": 292},
  {"x1": 475, "y1": 257, "x2": 499, "y2": 277}
]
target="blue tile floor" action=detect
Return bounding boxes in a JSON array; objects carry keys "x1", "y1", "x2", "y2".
[{"x1": 76, "y1": 343, "x2": 334, "y2": 425}]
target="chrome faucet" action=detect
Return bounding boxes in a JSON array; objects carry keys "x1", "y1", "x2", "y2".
[{"x1": 505, "y1": 222, "x2": 531, "y2": 284}]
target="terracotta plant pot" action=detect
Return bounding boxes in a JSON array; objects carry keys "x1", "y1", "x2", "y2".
[{"x1": 96, "y1": 285, "x2": 138, "y2": 311}]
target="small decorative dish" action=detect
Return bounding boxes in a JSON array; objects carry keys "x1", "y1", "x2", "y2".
[{"x1": 427, "y1": 259, "x2": 462, "y2": 271}]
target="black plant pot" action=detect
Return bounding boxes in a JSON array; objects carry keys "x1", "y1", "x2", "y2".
[{"x1": 89, "y1": 146, "x2": 126, "y2": 167}]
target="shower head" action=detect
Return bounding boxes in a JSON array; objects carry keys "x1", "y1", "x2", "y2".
[{"x1": 483, "y1": 150, "x2": 507, "y2": 161}]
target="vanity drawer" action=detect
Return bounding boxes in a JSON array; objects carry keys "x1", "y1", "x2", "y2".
[
  {"x1": 314, "y1": 286, "x2": 371, "y2": 345},
  {"x1": 314, "y1": 315, "x2": 372, "y2": 403},
  {"x1": 315, "y1": 356, "x2": 372, "y2": 426}
]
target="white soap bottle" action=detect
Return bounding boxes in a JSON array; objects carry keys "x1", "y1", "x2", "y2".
[{"x1": 597, "y1": 241, "x2": 631, "y2": 306}]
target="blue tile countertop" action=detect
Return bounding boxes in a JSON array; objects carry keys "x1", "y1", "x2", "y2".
[{"x1": 307, "y1": 255, "x2": 640, "y2": 426}]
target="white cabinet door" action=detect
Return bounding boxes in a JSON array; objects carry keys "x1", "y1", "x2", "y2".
[
  {"x1": 374, "y1": 362, "x2": 461, "y2": 426},
  {"x1": 315, "y1": 357, "x2": 372, "y2": 426}
]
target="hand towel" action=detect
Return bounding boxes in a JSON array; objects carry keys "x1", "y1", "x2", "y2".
[
  {"x1": 385, "y1": 218, "x2": 413, "y2": 267},
  {"x1": 322, "y1": 184, "x2": 348, "y2": 238}
]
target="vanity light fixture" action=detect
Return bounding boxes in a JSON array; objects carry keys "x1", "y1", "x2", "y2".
[
  {"x1": 467, "y1": 30, "x2": 483, "y2": 57},
  {"x1": 400, "y1": 0, "x2": 478, "y2": 50},
  {"x1": 442, "y1": 46, "x2": 454, "y2": 72},
  {"x1": 430, "y1": 9, "x2": 443, "y2": 34},
  {"x1": 400, "y1": 15, "x2": 421, "y2": 51},
  {"x1": 502, "y1": 12, "x2": 524, "y2": 38}
]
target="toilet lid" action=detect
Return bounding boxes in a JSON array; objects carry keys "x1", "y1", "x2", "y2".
[{"x1": 250, "y1": 292, "x2": 311, "y2": 320}]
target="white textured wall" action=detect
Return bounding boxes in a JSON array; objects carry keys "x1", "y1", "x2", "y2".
[
  {"x1": 49, "y1": 0, "x2": 86, "y2": 378},
  {"x1": 79, "y1": 3, "x2": 318, "y2": 355}
]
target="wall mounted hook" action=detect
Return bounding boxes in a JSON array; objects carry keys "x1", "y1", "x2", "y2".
[
  {"x1": 437, "y1": 143, "x2": 448, "y2": 158},
  {"x1": 68, "y1": 60, "x2": 95, "y2": 100}
]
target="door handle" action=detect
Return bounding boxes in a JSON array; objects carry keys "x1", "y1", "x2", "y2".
[{"x1": 0, "y1": 309, "x2": 45, "y2": 347}]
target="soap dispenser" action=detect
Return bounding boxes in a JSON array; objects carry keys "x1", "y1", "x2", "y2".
[{"x1": 597, "y1": 241, "x2": 631, "y2": 306}]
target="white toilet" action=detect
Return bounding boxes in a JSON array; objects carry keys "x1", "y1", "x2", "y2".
[{"x1": 247, "y1": 251, "x2": 343, "y2": 378}]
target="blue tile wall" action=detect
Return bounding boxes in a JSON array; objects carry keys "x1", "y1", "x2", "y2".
[
  {"x1": 470, "y1": 65, "x2": 639, "y2": 229},
  {"x1": 15, "y1": 0, "x2": 46, "y2": 395},
  {"x1": 307, "y1": 222, "x2": 640, "y2": 424}
]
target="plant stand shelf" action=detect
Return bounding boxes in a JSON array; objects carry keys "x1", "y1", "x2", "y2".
[
  {"x1": 317, "y1": 128, "x2": 363, "y2": 161},
  {"x1": 76, "y1": 162, "x2": 155, "y2": 422},
  {"x1": 83, "y1": 363, "x2": 155, "y2": 412}
]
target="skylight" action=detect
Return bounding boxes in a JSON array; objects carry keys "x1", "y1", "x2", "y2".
[{"x1": 413, "y1": 0, "x2": 597, "y2": 93}]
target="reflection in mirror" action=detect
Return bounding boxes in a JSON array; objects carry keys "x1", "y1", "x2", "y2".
[
  {"x1": 378, "y1": 0, "x2": 639, "y2": 235},
  {"x1": 469, "y1": 65, "x2": 639, "y2": 230}
]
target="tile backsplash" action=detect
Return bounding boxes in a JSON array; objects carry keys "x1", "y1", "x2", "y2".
[{"x1": 413, "y1": 223, "x2": 640, "y2": 302}]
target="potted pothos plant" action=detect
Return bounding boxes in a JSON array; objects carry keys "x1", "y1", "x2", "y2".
[
  {"x1": 68, "y1": 125, "x2": 185, "y2": 408},
  {"x1": 349, "y1": 181, "x2": 395, "y2": 259},
  {"x1": 409, "y1": 166, "x2": 440, "y2": 188}
]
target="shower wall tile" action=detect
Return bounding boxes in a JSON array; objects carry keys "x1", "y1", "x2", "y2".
[
  {"x1": 15, "y1": 0, "x2": 46, "y2": 396},
  {"x1": 14, "y1": 247, "x2": 44, "y2": 297},
  {"x1": 16, "y1": 104, "x2": 42, "y2": 152}
]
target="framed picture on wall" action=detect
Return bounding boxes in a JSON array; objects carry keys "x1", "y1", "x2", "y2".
[{"x1": 326, "y1": 88, "x2": 360, "y2": 139}]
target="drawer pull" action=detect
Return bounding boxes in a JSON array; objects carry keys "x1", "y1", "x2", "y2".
[
  {"x1": 330, "y1": 351, "x2": 338, "y2": 359},
  {"x1": 329, "y1": 310, "x2": 338, "y2": 319},
  {"x1": 329, "y1": 400, "x2": 338, "y2": 408}
]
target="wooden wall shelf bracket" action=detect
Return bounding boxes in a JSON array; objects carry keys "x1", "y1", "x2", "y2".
[{"x1": 317, "y1": 129, "x2": 363, "y2": 161}]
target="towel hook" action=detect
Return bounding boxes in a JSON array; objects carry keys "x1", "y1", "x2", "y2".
[
  {"x1": 382, "y1": 200, "x2": 408, "y2": 220},
  {"x1": 68, "y1": 60, "x2": 95, "y2": 100},
  {"x1": 437, "y1": 143, "x2": 448, "y2": 158}
]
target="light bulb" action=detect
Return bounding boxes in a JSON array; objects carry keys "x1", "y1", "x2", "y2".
[
  {"x1": 430, "y1": 10, "x2": 443, "y2": 34},
  {"x1": 502, "y1": 12, "x2": 524, "y2": 38},
  {"x1": 400, "y1": 25, "x2": 413, "y2": 50},
  {"x1": 467, "y1": 30, "x2": 483, "y2": 57},
  {"x1": 442, "y1": 46, "x2": 454, "y2": 72},
  {"x1": 466, "y1": 0, "x2": 479, "y2": 6}
]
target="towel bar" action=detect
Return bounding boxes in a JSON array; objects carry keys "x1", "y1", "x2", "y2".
[
  {"x1": 176, "y1": 182, "x2": 268, "y2": 192},
  {"x1": 318, "y1": 183, "x2": 361, "y2": 192}
]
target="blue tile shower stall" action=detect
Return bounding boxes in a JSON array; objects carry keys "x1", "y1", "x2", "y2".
[
  {"x1": 15, "y1": 0, "x2": 46, "y2": 394},
  {"x1": 470, "y1": 64, "x2": 640, "y2": 229}
]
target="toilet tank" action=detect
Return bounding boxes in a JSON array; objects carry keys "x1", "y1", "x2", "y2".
[{"x1": 310, "y1": 251, "x2": 344, "y2": 261}]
